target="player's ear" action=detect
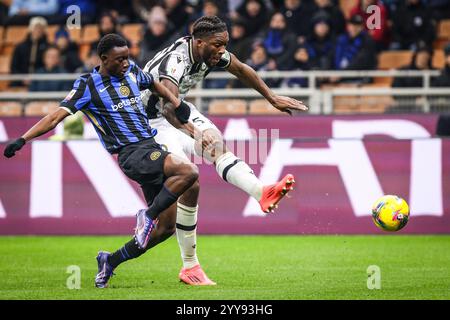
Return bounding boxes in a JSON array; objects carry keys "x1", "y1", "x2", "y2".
[
  {"x1": 100, "y1": 53, "x2": 108, "y2": 64},
  {"x1": 195, "y1": 38, "x2": 205, "y2": 48}
]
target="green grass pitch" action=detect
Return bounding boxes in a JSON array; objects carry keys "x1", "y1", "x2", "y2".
[{"x1": 0, "y1": 235, "x2": 449, "y2": 300}]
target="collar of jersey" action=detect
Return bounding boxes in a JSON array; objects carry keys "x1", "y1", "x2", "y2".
[
  {"x1": 92, "y1": 65, "x2": 132, "y2": 79},
  {"x1": 188, "y1": 37, "x2": 195, "y2": 64}
]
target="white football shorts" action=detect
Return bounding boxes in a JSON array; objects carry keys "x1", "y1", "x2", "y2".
[{"x1": 149, "y1": 101, "x2": 218, "y2": 161}]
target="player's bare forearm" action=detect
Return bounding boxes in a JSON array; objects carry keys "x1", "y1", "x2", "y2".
[
  {"x1": 226, "y1": 53, "x2": 308, "y2": 114},
  {"x1": 226, "y1": 53, "x2": 276, "y2": 104},
  {"x1": 152, "y1": 80, "x2": 180, "y2": 109},
  {"x1": 158, "y1": 79, "x2": 198, "y2": 138},
  {"x1": 22, "y1": 108, "x2": 70, "y2": 142}
]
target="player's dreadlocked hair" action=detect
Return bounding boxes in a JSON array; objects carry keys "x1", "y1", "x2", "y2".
[
  {"x1": 192, "y1": 15, "x2": 227, "y2": 39},
  {"x1": 97, "y1": 33, "x2": 128, "y2": 57}
]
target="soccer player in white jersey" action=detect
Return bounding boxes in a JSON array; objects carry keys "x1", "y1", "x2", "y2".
[{"x1": 141, "y1": 16, "x2": 308, "y2": 285}]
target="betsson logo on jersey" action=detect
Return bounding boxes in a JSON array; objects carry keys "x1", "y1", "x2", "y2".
[{"x1": 111, "y1": 96, "x2": 141, "y2": 111}]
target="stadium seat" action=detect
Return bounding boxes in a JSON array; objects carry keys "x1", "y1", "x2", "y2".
[
  {"x1": 46, "y1": 25, "x2": 82, "y2": 44},
  {"x1": 78, "y1": 43, "x2": 92, "y2": 61},
  {"x1": 0, "y1": 101, "x2": 22, "y2": 116},
  {"x1": 46, "y1": 25, "x2": 59, "y2": 43},
  {"x1": 4, "y1": 26, "x2": 28, "y2": 46},
  {"x1": 333, "y1": 96, "x2": 361, "y2": 114},
  {"x1": 360, "y1": 85, "x2": 393, "y2": 113},
  {"x1": 68, "y1": 27, "x2": 82, "y2": 43},
  {"x1": 249, "y1": 99, "x2": 282, "y2": 115},
  {"x1": 208, "y1": 99, "x2": 247, "y2": 115},
  {"x1": 376, "y1": 51, "x2": 413, "y2": 85},
  {"x1": 122, "y1": 24, "x2": 143, "y2": 45},
  {"x1": 0, "y1": 26, "x2": 4, "y2": 47},
  {"x1": 432, "y1": 50, "x2": 445, "y2": 69},
  {"x1": 81, "y1": 24, "x2": 100, "y2": 44},
  {"x1": 0, "y1": 55, "x2": 11, "y2": 74},
  {"x1": 378, "y1": 51, "x2": 413, "y2": 70},
  {"x1": 438, "y1": 20, "x2": 450, "y2": 40},
  {"x1": 434, "y1": 20, "x2": 450, "y2": 49},
  {"x1": 24, "y1": 101, "x2": 59, "y2": 116}
]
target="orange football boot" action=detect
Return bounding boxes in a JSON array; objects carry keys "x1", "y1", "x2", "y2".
[
  {"x1": 179, "y1": 264, "x2": 216, "y2": 286},
  {"x1": 259, "y1": 174, "x2": 296, "y2": 213}
]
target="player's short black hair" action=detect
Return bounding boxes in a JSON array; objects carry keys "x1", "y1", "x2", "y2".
[
  {"x1": 97, "y1": 33, "x2": 128, "y2": 57},
  {"x1": 192, "y1": 15, "x2": 227, "y2": 39}
]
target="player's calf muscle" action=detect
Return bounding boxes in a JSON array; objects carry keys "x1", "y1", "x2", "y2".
[{"x1": 179, "y1": 180, "x2": 200, "y2": 207}]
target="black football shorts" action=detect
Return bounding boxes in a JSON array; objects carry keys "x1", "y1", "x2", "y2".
[{"x1": 118, "y1": 138, "x2": 170, "y2": 205}]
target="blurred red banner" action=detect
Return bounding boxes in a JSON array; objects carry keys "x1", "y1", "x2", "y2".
[{"x1": 1, "y1": 114, "x2": 449, "y2": 234}]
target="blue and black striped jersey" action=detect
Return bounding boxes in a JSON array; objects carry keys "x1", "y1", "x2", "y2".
[{"x1": 60, "y1": 61, "x2": 156, "y2": 154}]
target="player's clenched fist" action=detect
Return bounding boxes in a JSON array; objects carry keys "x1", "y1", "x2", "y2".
[{"x1": 3, "y1": 137, "x2": 25, "y2": 158}]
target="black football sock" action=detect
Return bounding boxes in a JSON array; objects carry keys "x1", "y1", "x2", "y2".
[
  {"x1": 108, "y1": 238, "x2": 146, "y2": 268},
  {"x1": 146, "y1": 185, "x2": 179, "y2": 219}
]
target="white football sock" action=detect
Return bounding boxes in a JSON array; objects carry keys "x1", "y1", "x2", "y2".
[
  {"x1": 176, "y1": 202, "x2": 199, "y2": 269},
  {"x1": 215, "y1": 152, "x2": 263, "y2": 201}
]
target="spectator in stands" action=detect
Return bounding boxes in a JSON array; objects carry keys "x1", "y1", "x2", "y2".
[
  {"x1": 96, "y1": 0, "x2": 138, "y2": 24},
  {"x1": 391, "y1": 41, "x2": 433, "y2": 112},
  {"x1": 54, "y1": 28, "x2": 82, "y2": 73},
  {"x1": 349, "y1": 0, "x2": 390, "y2": 51},
  {"x1": 280, "y1": 0, "x2": 316, "y2": 43},
  {"x1": 261, "y1": 12, "x2": 297, "y2": 71},
  {"x1": 390, "y1": 0, "x2": 436, "y2": 50},
  {"x1": 29, "y1": 46, "x2": 71, "y2": 92},
  {"x1": 202, "y1": 0, "x2": 229, "y2": 23},
  {"x1": 247, "y1": 42, "x2": 277, "y2": 73},
  {"x1": 139, "y1": 6, "x2": 174, "y2": 66},
  {"x1": 313, "y1": 0, "x2": 346, "y2": 37},
  {"x1": 285, "y1": 44, "x2": 312, "y2": 88},
  {"x1": 10, "y1": 16, "x2": 49, "y2": 86},
  {"x1": 90, "y1": 11, "x2": 129, "y2": 52},
  {"x1": 163, "y1": 0, "x2": 189, "y2": 35},
  {"x1": 131, "y1": 0, "x2": 160, "y2": 22},
  {"x1": 334, "y1": 14, "x2": 377, "y2": 71},
  {"x1": 7, "y1": 0, "x2": 58, "y2": 25},
  {"x1": 229, "y1": 42, "x2": 278, "y2": 88},
  {"x1": 234, "y1": 0, "x2": 269, "y2": 38},
  {"x1": 432, "y1": 43, "x2": 450, "y2": 87},
  {"x1": 424, "y1": 0, "x2": 450, "y2": 21},
  {"x1": 75, "y1": 49, "x2": 101, "y2": 73},
  {"x1": 305, "y1": 11, "x2": 335, "y2": 70},
  {"x1": 227, "y1": 17, "x2": 254, "y2": 62}
]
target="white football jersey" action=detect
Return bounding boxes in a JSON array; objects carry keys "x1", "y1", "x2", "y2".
[{"x1": 141, "y1": 36, "x2": 232, "y2": 118}]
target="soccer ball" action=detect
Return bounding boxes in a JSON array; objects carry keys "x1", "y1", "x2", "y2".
[{"x1": 371, "y1": 195, "x2": 410, "y2": 232}]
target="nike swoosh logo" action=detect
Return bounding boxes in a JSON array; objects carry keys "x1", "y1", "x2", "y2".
[{"x1": 99, "y1": 85, "x2": 110, "y2": 93}]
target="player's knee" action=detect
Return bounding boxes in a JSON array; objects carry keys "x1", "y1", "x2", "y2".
[
  {"x1": 182, "y1": 163, "x2": 199, "y2": 185},
  {"x1": 190, "y1": 179, "x2": 200, "y2": 194}
]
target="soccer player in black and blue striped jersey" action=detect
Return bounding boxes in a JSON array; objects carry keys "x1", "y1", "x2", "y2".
[{"x1": 4, "y1": 34, "x2": 202, "y2": 288}]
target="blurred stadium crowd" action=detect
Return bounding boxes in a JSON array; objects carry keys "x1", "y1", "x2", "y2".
[
  {"x1": 0, "y1": 0, "x2": 450, "y2": 126},
  {"x1": 0, "y1": 0, "x2": 449, "y2": 117}
]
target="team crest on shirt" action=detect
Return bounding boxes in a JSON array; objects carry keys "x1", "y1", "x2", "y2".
[
  {"x1": 129, "y1": 73, "x2": 137, "y2": 83},
  {"x1": 119, "y1": 85, "x2": 130, "y2": 97},
  {"x1": 150, "y1": 151, "x2": 161, "y2": 161}
]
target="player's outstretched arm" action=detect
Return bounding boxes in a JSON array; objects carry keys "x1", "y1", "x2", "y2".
[
  {"x1": 3, "y1": 108, "x2": 70, "y2": 158},
  {"x1": 226, "y1": 53, "x2": 308, "y2": 115},
  {"x1": 153, "y1": 79, "x2": 199, "y2": 137}
]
